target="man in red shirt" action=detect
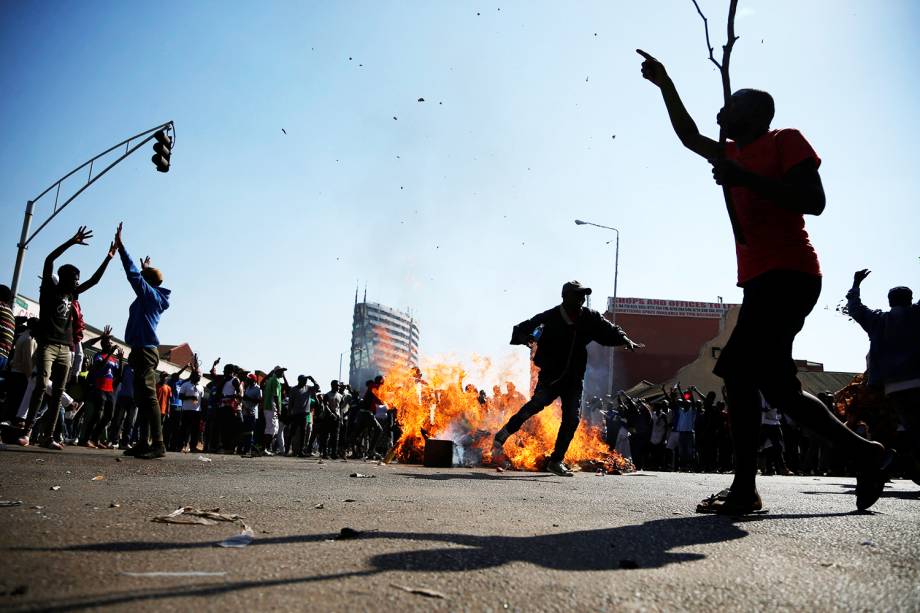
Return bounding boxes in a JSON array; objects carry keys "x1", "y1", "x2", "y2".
[{"x1": 637, "y1": 49, "x2": 891, "y2": 513}]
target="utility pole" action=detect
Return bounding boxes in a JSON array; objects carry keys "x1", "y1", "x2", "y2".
[{"x1": 575, "y1": 219, "x2": 620, "y2": 395}]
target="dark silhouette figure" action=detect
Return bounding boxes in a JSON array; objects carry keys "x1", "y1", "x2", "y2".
[{"x1": 637, "y1": 49, "x2": 889, "y2": 513}]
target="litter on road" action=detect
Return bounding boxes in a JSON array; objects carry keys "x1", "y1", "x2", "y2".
[
  {"x1": 0, "y1": 500, "x2": 23, "y2": 507},
  {"x1": 152, "y1": 507, "x2": 243, "y2": 526},
  {"x1": 217, "y1": 524, "x2": 254, "y2": 548},
  {"x1": 350, "y1": 473, "x2": 376, "y2": 478}
]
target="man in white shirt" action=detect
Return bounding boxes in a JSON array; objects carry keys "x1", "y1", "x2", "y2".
[
  {"x1": 318, "y1": 380, "x2": 343, "y2": 459},
  {"x1": 178, "y1": 372, "x2": 204, "y2": 453}
]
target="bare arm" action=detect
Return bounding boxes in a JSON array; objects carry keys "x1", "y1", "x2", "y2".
[
  {"x1": 76, "y1": 242, "x2": 117, "y2": 294},
  {"x1": 637, "y1": 50, "x2": 721, "y2": 160},
  {"x1": 44, "y1": 226, "x2": 93, "y2": 280}
]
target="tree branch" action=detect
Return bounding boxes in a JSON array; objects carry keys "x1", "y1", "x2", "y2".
[
  {"x1": 691, "y1": 0, "x2": 722, "y2": 71},
  {"x1": 691, "y1": 0, "x2": 746, "y2": 245}
]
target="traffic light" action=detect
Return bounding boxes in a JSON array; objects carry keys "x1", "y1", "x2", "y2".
[{"x1": 151, "y1": 129, "x2": 172, "y2": 173}]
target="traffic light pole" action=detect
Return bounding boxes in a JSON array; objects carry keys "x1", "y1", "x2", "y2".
[{"x1": 9, "y1": 120, "x2": 174, "y2": 299}]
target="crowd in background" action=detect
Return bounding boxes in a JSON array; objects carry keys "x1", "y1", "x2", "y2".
[
  {"x1": 588, "y1": 381, "x2": 917, "y2": 480},
  {"x1": 0, "y1": 313, "x2": 401, "y2": 461}
]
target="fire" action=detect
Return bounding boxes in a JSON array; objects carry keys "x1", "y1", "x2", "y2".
[{"x1": 377, "y1": 358, "x2": 633, "y2": 473}]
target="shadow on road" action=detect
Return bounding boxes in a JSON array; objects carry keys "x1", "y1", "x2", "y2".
[{"x1": 7, "y1": 512, "x2": 857, "y2": 611}]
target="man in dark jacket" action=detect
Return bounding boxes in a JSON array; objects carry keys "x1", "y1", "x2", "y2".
[
  {"x1": 847, "y1": 269, "x2": 920, "y2": 482},
  {"x1": 492, "y1": 281, "x2": 642, "y2": 476}
]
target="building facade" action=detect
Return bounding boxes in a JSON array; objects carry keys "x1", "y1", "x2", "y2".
[
  {"x1": 348, "y1": 298, "x2": 419, "y2": 389},
  {"x1": 584, "y1": 296, "x2": 737, "y2": 399}
]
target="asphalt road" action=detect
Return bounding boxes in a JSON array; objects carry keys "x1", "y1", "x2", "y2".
[{"x1": 0, "y1": 445, "x2": 918, "y2": 612}]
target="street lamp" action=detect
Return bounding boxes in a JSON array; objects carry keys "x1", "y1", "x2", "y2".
[{"x1": 574, "y1": 219, "x2": 620, "y2": 395}]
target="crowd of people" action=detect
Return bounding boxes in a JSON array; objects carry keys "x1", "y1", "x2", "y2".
[{"x1": 586, "y1": 382, "x2": 916, "y2": 481}]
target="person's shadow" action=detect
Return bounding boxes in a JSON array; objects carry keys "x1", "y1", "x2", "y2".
[{"x1": 7, "y1": 513, "x2": 851, "y2": 612}]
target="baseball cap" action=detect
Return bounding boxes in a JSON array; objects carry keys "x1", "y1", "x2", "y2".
[{"x1": 562, "y1": 280, "x2": 592, "y2": 296}]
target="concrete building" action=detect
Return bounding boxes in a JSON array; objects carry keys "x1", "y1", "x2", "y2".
[
  {"x1": 585, "y1": 296, "x2": 858, "y2": 401},
  {"x1": 348, "y1": 294, "x2": 419, "y2": 389},
  {"x1": 585, "y1": 296, "x2": 737, "y2": 398}
]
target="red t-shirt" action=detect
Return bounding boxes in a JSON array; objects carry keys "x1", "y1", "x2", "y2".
[{"x1": 724, "y1": 129, "x2": 822, "y2": 286}]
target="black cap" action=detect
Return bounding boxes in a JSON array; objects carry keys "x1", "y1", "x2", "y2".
[{"x1": 562, "y1": 280, "x2": 592, "y2": 296}]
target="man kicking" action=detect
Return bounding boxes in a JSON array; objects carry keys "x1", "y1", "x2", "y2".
[
  {"x1": 492, "y1": 281, "x2": 642, "y2": 476},
  {"x1": 637, "y1": 49, "x2": 890, "y2": 513}
]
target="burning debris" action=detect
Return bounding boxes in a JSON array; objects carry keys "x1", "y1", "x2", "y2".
[{"x1": 376, "y1": 361, "x2": 633, "y2": 473}]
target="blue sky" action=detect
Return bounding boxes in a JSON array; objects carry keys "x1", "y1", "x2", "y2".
[{"x1": 1, "y1": 0, "x2": 917, "y2": 387}]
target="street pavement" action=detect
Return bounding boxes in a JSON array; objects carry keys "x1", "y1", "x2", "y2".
[{"x1": 0, "y1": 445, "x2": 917, "y2": 612}]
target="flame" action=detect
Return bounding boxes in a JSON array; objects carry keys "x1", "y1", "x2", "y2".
[{"x1": 377, "y1": 357, "x2": 633, "y2": 473}]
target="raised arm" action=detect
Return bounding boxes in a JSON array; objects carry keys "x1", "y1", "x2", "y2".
[
  {"x1": 44, "y1": 226, "x2": 93, "y2": 280},
  {"x1": 637, "y1": 50, "x2": 721, "y2": 160},
  {"x1": 846, "y1": 269, "x2": 882, "y2": 333},
  {"x1": 77, "y1": 242, "x2": 117, "y2": 294},
  {"x1": 114, "y1": 223, "x2": 156, "y2": 300}
]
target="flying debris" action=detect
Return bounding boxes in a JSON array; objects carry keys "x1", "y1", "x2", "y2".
[
  {"x1": 393, "y1": 116, "x2": 398, "y2": 121},
  {"x1": 281, "y1": 128, "x2": 286, "y2": 135},
  {"x1": 417, "y1": 97, "x2": 425, "y2": 102}
]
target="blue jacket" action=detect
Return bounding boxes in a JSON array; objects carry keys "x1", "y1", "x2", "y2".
[
  {"x1": 119, "y1": 247, "x2": 170, "y2": 348},
  {"x1": 846, "y1": 287, "x2": 920, "y2": 387}
]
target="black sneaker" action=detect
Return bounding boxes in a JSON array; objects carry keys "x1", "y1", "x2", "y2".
[
  {"x1": 547, "y1": 460, "x2": 575, "y2": 477},
  {"x1": 856, "y1": 447, "x2": 895, "y2": 511},
  {"x1": 135, "y1": 444, "x2": 166, "y2": 460}
]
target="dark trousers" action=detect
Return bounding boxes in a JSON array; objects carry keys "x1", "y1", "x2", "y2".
[
  {"x1": 716, "y1": 271, "x2": 873, "y2": 491},
  {"x1": 109, "y1": 396, "x2": 136, "y2": 447},
  {"x1": 350, "y1": 411, "x2": 382, "y2": 457},
  {"x1": 178, "y1": 411, "x2": 201, "y2": 452},
  {"x1": 2, "y1": 372, "x2": 28, "y2": 422},
  {"x1": 129, "y1": 347, "x2": 162, "y2": 447},
  {"x1": 289, "y1": 416, "x2": 311, "y2": 456},
  {"x1": 502, "y1": 377, "x2": 583, "y2": 463},
  {"x1": 316, "y1": 417, "x2": 340, "y2": 457},
  {"x1": 760, "y1": 424, "x2": 787, "y2": 474},
  {"x1": 239, "y1": 412, "x2": 256, "y2": 453},
  {"x1": 86, "y1": 389, "x2": 116, "y2": 443},
  {"x1": 217, "y1": 406, "x2": 241, "y2": 452},
  {"x1": 889, "y1": 388, "x2": 920, "y2": 479}
]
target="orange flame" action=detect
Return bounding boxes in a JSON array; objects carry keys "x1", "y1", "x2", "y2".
[{"x1": 377, "y1": 358, "x2": 633, "y2": 473}]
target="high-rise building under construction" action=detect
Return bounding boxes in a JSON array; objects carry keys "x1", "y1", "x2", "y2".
[{"x1": 348, "y1": 291, "x2": 420, "y2": 389}]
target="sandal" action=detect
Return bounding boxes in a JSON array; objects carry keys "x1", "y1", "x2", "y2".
[{"x1": 696, "y1": 488, "x2": 764, "y2": 515}]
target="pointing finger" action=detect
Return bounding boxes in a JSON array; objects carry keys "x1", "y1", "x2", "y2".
[{"x1": 636, "y1": 49, "x2": 657, "y2": 61}]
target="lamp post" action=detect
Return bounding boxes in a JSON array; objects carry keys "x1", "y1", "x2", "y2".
[{"x1": 574, "y1": 219, "x2": 620, "y2": 395}]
